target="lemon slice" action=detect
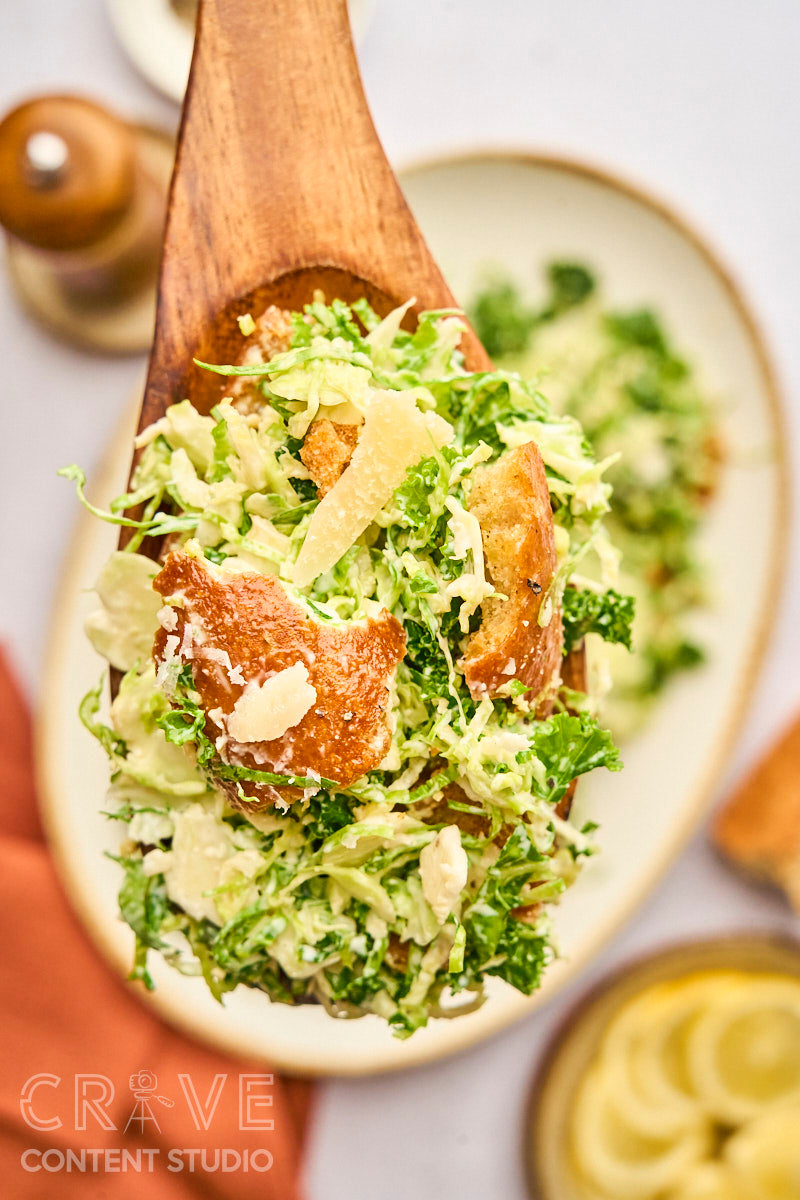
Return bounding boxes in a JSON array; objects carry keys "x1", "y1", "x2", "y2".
[
  {"x1": 570, "y1": 1064, "x2": 711, "y2": 1198},
  {"x1": 685, "y1": 978, "x2": 800, "y2": 1123},
  {"x1": 667, "y1": 1161, "x2": 752, "y2": 1200},
  {"x1": 597, "y1": 975, "x2": 740, "y2": 1135},
  {"x1": 569, "y1": 1181, "x2": 622, "y2": 1200},
  {"x1": 724, "y1": 1107, "x2": 800, "y2": 1199}
]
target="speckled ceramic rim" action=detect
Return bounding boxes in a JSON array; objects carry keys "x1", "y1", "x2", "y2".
[
  {"x1": 522, "y1": 931, "x2": 800, "y2": 1199},
  {"x1": 35, "y1": 149, "x2": 791, "y2": 1076}
]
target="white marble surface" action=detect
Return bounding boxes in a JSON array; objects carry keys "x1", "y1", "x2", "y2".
[{"x1": 1, "y1": 3, "x2": 799, "y2": 1198}]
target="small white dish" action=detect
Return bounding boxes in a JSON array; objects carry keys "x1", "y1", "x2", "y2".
[{"x1": 37, "y1": 152, "x2": 788, "y2": 1075}]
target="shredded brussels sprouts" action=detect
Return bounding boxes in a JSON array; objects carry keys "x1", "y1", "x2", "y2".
[
  {"x1": 66, "y1": 297, "x2": 629, "y2": 1036},
  {"x1": 471, "y1": 263, "x2": 720, "y2": 734}
]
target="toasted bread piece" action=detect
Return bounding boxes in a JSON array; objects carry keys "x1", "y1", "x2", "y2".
[
  {"x1": 230, "y1": 305, "x2": 293, "y2": 413},
  {"x1": 385, "y1": 933, "x2": 411, "y2": 972},
  {"x1": 152, "y1": 551, "x2": 405, "y2": 810},
  {"x1": 713, "y1": 715, "x2": 800, "y2": 910},
  {"x1": 462, "y1": 442, "x2": 563, "y2": 708},
  {"x1": 299, "y1": 419, "x2": 360, "y2": 497},
  {"x1": 560, "y1": 643, "x2": 587, "y2": 696},
  {"x1": 420, "y1": 782, "x2": 493, "y2": 839}
]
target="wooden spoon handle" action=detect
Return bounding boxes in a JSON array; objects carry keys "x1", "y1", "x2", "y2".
[{"x1": 142, "y1": 0, "x2": 489, "y2": 429}]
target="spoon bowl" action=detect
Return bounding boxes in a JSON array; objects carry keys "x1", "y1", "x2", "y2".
[{"x1": 139, "y1": 0, "x2": 490, "y2": 430}]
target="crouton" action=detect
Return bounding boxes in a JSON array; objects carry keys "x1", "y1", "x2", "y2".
[
  {"x1": 152, "y1": 551, "x2": 405, "y2": 810},
  {"x1": 299, "y1": 419, "x2": 360, "y2": 497},
  {"x1": 385, "y1": 933, "x2": 410, "y2": 972},
  {"x1": 230, "y1": 305, "x2": 293, "y2": 414},
  {"x1": 713, "y1": 715, "x2": 800, "y2": 910},
  {"x1": 418, "y1": 781, "x2": 492, "y2": 839},
  {"x1": 462, "y1": 442, "x2": 563, "y2": 710},
  {"x1": 510, "y1": 902, "x2": 543, "y2": 923}
]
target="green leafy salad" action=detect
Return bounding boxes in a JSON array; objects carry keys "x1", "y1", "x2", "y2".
[
  {"x1": 472, "y1": 264, "x2": 721, "y2": 734},
  {"x1": 64, "y1": 296, "x2": 631, "y2": 1036}
]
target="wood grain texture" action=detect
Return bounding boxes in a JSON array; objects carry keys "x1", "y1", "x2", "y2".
[{"x1": 139, "y1": 0, "x2": 490, "y2": 429}]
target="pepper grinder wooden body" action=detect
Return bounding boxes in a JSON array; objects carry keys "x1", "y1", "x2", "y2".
[{"x1": 0, "y1": 95, "x2": 174, "y2": 353}]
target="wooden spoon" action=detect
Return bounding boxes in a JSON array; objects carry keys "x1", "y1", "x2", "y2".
[
  {"x1": 125, "y1": 0, "x2": 584, "y2": 812},
  {"x1": 137, "y1": 0, "x2": 490, "y2": 433}
]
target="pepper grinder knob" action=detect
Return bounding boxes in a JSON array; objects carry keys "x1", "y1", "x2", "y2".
[
  {"x1": 0, "y1": 94, "x2": 173, "y2": 353},
  {"x1": 23, "y1": 130, "x2": 70, "y2": 188}
]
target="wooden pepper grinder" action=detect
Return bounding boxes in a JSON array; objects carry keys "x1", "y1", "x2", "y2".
[{"x1": 0, "y1": 94, "x2": 174, "y2": 353}]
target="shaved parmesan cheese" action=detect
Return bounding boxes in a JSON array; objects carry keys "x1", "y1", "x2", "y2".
[
  {"x1": 157, "y1": 604, "x2": 178, "y2": 632},
  {"x1": 419, "y1": 825, "x2": 469, "y2": 925},
  {"x1": 227, "y1": 662, "x2": 316, "y2": 744},
  {"x1": 443, "y1": 497, "x2": 493, "y2": 632},
  {"x1": 291, "y1": 391, "x2": 453, "y2": 587},
  {"x1": 445, "y1": 573, "x2": 494, "y2": 632},
  {"x1": 203, "y1": 647, "x2": 232, "y2": 671},
  {"x1": 179, "y1": 622, "x2": 195, "y2": 660},
  {"x1": 155, "y1": 633, "x2": 182, "y2": 693},
  {"x1": 202, "y1": 646, "x2": 246, "y2": 686},
  {"x1": 445, "y1": 496, "x2": 484, "y2": 570}
]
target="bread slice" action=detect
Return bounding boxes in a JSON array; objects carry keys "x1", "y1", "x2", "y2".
[
  {"x1": 152, "y1": 551, "x2": 405, "y2": 810},
  {"x1": 712, "y1": 715, "x2": 800, "y2": 909},
  {"x1": 462, "y1": 442, "x2": 563, "y2": 709}
]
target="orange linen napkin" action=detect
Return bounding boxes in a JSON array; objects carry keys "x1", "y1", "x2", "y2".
[{"x1": 0, "y1": 651, "x2": 314, "y2": 1198}]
